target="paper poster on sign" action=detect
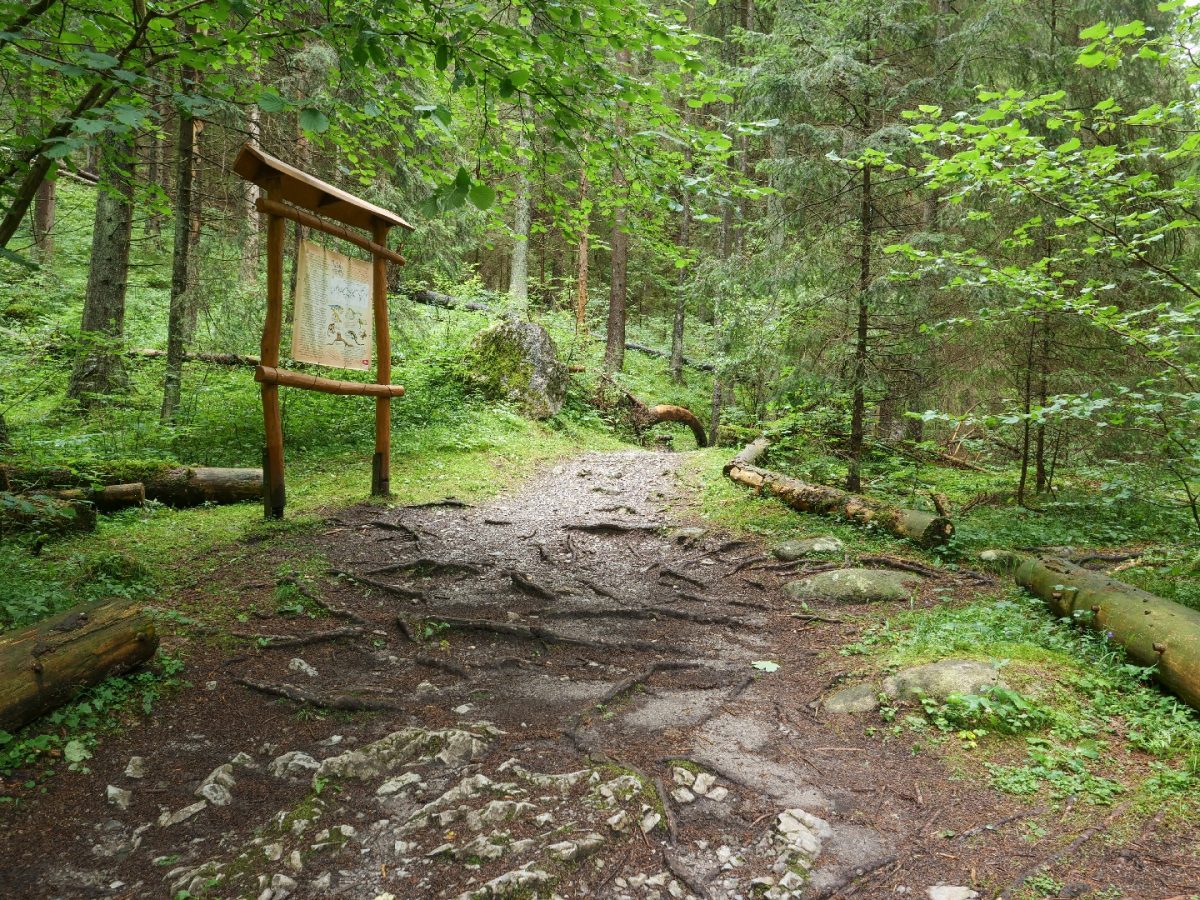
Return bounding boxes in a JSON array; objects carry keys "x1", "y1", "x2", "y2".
[{"x1": 291, "y1": 240, "x2": 373, "y2": 371}]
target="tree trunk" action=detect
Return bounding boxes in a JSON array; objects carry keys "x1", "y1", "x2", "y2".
[
  {"x1": 144, "y1": 102, "x2": 165, "y2": 243},
  {"x1": 1016, "y1": 328, "x2": 1035, "y2": 506},
  {"x1": 989, "y1": 552, "x2": 1200, "y2": 713},
  {"x1": 0, "y1": 599, "x2": 158, "y2": 732},
  {"x1": 509, "y1": 106, "x2": 532, "y2": 313},
  {"x1": 575, "y1": 168, "x2": 589, "y2": 332},
  {"x1": 604, "y1": 169, "x2": 629, "y2": 374},
  {"x1": 670, "y1": 188, "x2": 690, "y2": 385},
  {"x1": 32, "y1": 169, "x2": 55, "y2": 259},
  {"x1": 66, "y1": 137, "x2": 134, "y2": 407},
  {"x1": 847, "y1": 160, "x2": 872, "y2": 493},
  {"x1": 0, "y1": 494, "x2": 97, "y2": 537},
  {"x1": 726, "y1": 437, "x2": 954, "y2": 548},
  {"x1": 143, "y1": 466, "x2": 263, "y2": 507},
  {"x1": 48, "y1": 483, "x2": 145, "y2": 513},
  {"x1": 161, "y1": 63, "x2": 198, "y2": 423},
  {"x1": 240, "y1": 104, "x2": 262, "y2": 284}
]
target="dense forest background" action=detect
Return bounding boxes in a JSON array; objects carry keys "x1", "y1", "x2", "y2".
[{"x1": 2, "y1": 0, "x2": 1200, "y2": 615}]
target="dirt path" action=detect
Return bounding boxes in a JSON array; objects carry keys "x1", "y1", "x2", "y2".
[{"x1": 2, "y1": 450, "x2": 1195, "y2": 899}]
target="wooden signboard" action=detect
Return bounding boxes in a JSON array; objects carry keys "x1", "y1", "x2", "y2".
[{"x1": 232, "y1": 143, "x2": 415, "y2": 518}]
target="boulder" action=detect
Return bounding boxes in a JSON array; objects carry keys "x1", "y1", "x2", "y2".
[
  {"x1": 774, "y1": 535, "x2": 844, "y2": 561},
  {"x1": 824, "y1": 682, "x2": 879, "y2": 714},
  {"x1": 883, "y1": 659, "x2": 1004, "y2": 701},
  {"x1": 785, "y1": 568, "x2": 920, "y2": 603},
  {"x1": 464, "y1": 319, "x2": 567, "y2": 419}
]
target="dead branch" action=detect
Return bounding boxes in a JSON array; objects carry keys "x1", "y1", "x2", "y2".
[
  {"x1": 236, "y1": 678, "x2": 402, "y2": 712},
  {"x1": 404, "y1": 497, "x2": 470, "y2": 509}
]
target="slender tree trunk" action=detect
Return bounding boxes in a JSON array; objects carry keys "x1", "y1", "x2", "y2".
[
  {"x1": 670, "y1": 189, "x2": 690, "y2": 385},
  {"x1": 575, "y1": 168, "x2": 589, "y2": 332},
  {"x1": 508, "y1": 171, "x2": 531, "y2": 312},
  {"x1": 1016, "y1": 328, "x2": 1035, "y2": 506},
  {"x1": 603, "y1": 50, "x2": 631, "y2": 374},
  {"x1": 161, "y1": 65, "x2": 198, "y2": 423},
  {"x1": 66, "y1": 138, "x2": 134, "y2": 407},
  {"x1": 240, "y1": 104, "x2": 261, "y2": 284},
  {"x1": 32, "y1": 170, "x2": 55, "y2": 259},
  {"x1": 144, "y1": 107, "x2": 164, "y2": 243},
  {"x1": 846, "y1": 160, "x2": 872, "y2": 494},
  {"x1": 1035, "y1": 316, "x2": 1050, "y2": 493}
]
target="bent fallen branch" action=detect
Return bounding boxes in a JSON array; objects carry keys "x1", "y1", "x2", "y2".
[
  {"x1": 724, "y1": 437, "x2": 954, "y2": 548},
  {"x1": 986, "y1": 550, "x2": 1200, "y2": 711}
]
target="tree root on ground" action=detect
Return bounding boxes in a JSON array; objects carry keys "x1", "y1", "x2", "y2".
[
  {"x1": 858, "y1": 555, "x2": 944, "y2": 578},
  {"x1": 331, "y1": 569, "x2": 426, "y2": 601},
  {"x1": 411, "y1": 615, "x2": 690, "y2": 655},
  {"x1": 236, "y1": 678, "x2": 402, "y2": 711},
  {"x1": 659, "y1": 567, "x2": 707, "y2": 588},
  {"x1": 565, "y1": 521, "x2": 663, "y2": 534},
  {"x1": 998, "y1": 802, "x2": 1129, "y2": 900},
  {"x1": 810, "y1": 853, "x2": 899, "y2": 900},
  {"x1": 365, "y1": 520, "x2": 421, "y2": 541},
  {"x1": 366, "y1": 558, "x2": 484, "y2": 578},
  {"x1": 507, "y1": 569, "x2": 558, "y2": 600},
  {"x1": 231, "y1": 627, "x2": 364, "y2": 648},
  {"x1": 542, "y1": 606, "x2": 745, "y2": 627},
  {"x1": 414, "y1": 653, "x2": 469, "y2": 677}
]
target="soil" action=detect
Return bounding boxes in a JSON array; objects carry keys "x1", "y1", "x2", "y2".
[{"x1": 1, "y1": 449, "x2": 1197, "y2": 899}]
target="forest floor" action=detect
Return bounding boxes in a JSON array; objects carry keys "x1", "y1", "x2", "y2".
[{"x1": 2, "y1": 449, "x2": 1198, "y2": 900}]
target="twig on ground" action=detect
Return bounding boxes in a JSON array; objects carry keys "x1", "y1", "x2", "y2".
[{"x1": 952, "y1": 806, "x2": 1046, "y2": 842}]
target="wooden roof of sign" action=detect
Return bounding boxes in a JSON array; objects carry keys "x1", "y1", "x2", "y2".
[{"x1": 233, "y1": 143, "x2": 415, "y2": 233}]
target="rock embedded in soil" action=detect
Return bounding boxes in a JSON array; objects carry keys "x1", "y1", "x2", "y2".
[
  {"x1": 927, "y1": 886, "x2": 980, "y2": 900},
  {"x1": 824, "y1": 682, "x2": 880, "y2": 715},
  {"x1": 267, "y1": 751, "x2": 320, "y2": 779},
  {"x1": 157, "y1": 799, "x2": 206, "y2": 827},
  {"x1": 785, "y1": 567, "x2": 921, "y2": 603},
  {"x1": 883, "y1": 659, "x2": 1004, "y2": 701},
  {"x1": 775, "y1": 535, "x2": 844, "y2": 561},
  {"x1": 105, "y1": 785, "x2": 131, "y2": 810},
  {"x1": 123, "y1": 756, "x2": 145, "y2": 779},
  {"x1": 287, "y1": 657, "x2": 318, "y2": 678},
  {"x1": 463, "y1": 319, "x2": 567, "y2": 419}
]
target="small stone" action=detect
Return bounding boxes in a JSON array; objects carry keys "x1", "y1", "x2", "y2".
[
  {"x1": 607, "y1": 810, "x2": 631, "y2": 833},
  {"x1": 287, "y1": 850, "x2": 303, "y2": 872},
  {"x1": 415, "y1": 681, "x2": 438, "y2": 695},
  {"x1": 927, "y1": 887, "x2": 979, "y2": 900},
  {"x1": 673, "y1": 527, "x2": 707, "y2": 543},
  {"x1": 106, "y1": 785, "x2": 131, "y2": 810},
  {"x1": 288, "y1": 658, "x2": 319, "y2": 678},
  {"x1": 671, "y1": 787, "x2": 695, "y2": 804},
  {"x1": 268, "y1": 751, "x2": 321, "y2": 778},
  {"x1": 640, "y1": 811, "x2": 662, "y2": 833},
  {"x1": 452, "y1": 704, "x2": 473, "y2": 715},
  {"x1": 779, "y1": 870, "x2": 807, "y2": 890},
  {"x1": 883, "y1": 660, "x2": 1003, "y2": 702},
  {"x1": 231, "y1": 752, "x2": 255, "y2": 767},
  {"x1": 706, "y1": 786, "x2": 729, "y2": 803},
  {"x1": 376, "y1": 773, "x2": 423, "y2": 796},
  {"x1": 271, "y1": 873, "x2": 297, "y2": 898},
  {"x1": 534, "y1": 812, "x2": 554, "y2": 826},
  {"x1": 124, "y1": 756, "x2": 146, "y2": 779},
  {"x1": 205, "y1": 680, "x2": 218, "y2": 691},
  {"x1": 264, "y1": 842, "x2": 283, "y2": 862},
  {"x1": 158, "y1": 800, "x2": 207, "y2": 827},
  {"x1": 198, "y1": 782, "x2": 232, "y2": 807},
  {"x1": 312, "y1": 873, "x2": 332, "y2": 891},
  {"x1": 672, "y1": 767, "x2": 695, "y2": 787},
  {"x1": 691, "y1": 772, "x2": 716, "y2": 796}
]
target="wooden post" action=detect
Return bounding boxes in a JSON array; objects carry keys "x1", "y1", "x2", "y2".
[
  {"x1": 261, "y1": 190, "x2": 287, "y2": 518},
  {"x1": 371, "y1": 219, "x2": 392, "y2": 497}
]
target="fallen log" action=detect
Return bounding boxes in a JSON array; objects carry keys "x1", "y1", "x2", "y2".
[
  {"x1": 600, "y1": 376, "x2": 708, "y2": 448},
  {"x1": 723, "y1": 437, "x2": 954, "y2": 548},
  {"x1": 143, "y1": 467, "x2": 262, "y2": 507},
  {"x1": 0, "y1": 599, "x2": 158, "y2": 731},
  {"x1": 1, "y1": 492, "x2": 97, "y2": 536},
  {"x1": 47, "y1": 483, "x2": 145, "y2": 513},
  {"x1": 985, "y1": 551, "x2": 1200, "y2": 711},
  {"x1": 131, "y1": 348, "x2": 260, "y2": 367}
]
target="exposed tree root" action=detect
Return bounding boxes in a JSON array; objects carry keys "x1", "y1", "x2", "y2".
[
  {"x1": 663, "y1": 849, "x2": 710, "y2": 899},
  {"x1": 952, "y1": 806, "x2": 1047, "y2": 842},
  {"x1": 331, "y1": 569, "x2": 426, "y2": 601},
  {"x1": 542, "y1": 606, "x2": 745, "y2": 627},
  {"x1": 858, "y1": 555, "x2": 943, "y2": 578},
  {"x1": 565, "y1": 521, "x2": 663, "y2": 534},
  {"x1": 404, "y1": 498, "x2": 470, "y2": 508},
  {"x1": 810, "y1": 853, "x2": 899, "y2": 900},
  {"x1": 277, "y1": 575, "x2": 371, "y2": 626},
  {"x1": 659, "y1": 567, "x2": 707, "y2": 588},
  {"x1": 653, "y1": 775, "x2": 680, "y2": 845},
  {"x1": 232, "y1": 627, "x2": 364, "y2": 648},
  {"x1": 690, "y1": 674, "x2": 755, "y2": 730},
  {"x1": 998, "y1": 802, "x2": 1129, "y2": 900},
  {"x1": 365, "y1": 520, "x2": 420, "y2": 541},
  {"x1": 426, "y1": 616, "x2": 689, "y2": 654},
  {"x1": 366, "y1": 558, "x2": 484, "y2": 578},
  {"x1": 414, "y1": 653, "x2": 469, "y2": 678},
  {"x1": 507, "y1": 570, "x2": 558, "y2": 601},
  {"x1": 236, "y1": 678, "x2": 402, "y2": 712},
  {"x1": 581, "y1": 579, "x2": 629, "y2": 603},
  {"x1": 790, "y1": 613, "x2": 845, "y2": 625}
]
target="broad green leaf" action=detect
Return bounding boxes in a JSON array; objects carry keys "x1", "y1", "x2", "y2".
[
  {"x1": 468, "y1": 183, "x2": 496, "y2": 210},
  {"x1": 299, "y1": 108, "x2": 329, "y2": 133}
]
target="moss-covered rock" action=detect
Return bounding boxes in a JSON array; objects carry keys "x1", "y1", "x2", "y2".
[{"x1": 464, "y1": 319, "x2": 567, "y2": 419}]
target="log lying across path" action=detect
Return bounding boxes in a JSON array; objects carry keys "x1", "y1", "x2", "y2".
[
  {"x1": 724, "y1": 437, "x2": 954, "y2": 548},
  {"x1": 987, "y1": 551, "x2": 1200, "y2": 711},
  {"x1": 0, "y1": 599, "x2": 159, "y2": 732}
]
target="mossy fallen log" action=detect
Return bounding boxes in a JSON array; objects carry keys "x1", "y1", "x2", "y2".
[
  {"x1": 48, "y1": 483, "x2": 145, "y2": 513},
  {"x1": 143, "y1": 467, "x2": 262, "y2": 507},
  {"x1": 0, "y1": 599, "x2": 158, "y2": 732},
  {"x1": 724, "y1": 437, "x2": 953, "y2": 548},
  {"x1": 985, "y1": 550, "x2": 1200, "y2": 711}
]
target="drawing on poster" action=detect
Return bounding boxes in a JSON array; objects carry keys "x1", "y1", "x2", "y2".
[{"x1": 292, "y1": 240, "x2": 373, "y2": 371}]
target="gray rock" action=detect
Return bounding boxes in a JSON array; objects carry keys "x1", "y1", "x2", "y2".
[
  {"x1": 287, "y1": 658, "x2": 318, "y2": 678},
  {"x1": 123, "y1": 756, "x2": 145, "y2": 779},
  {"x1": 376, "y1": 772, "x2": 423, "y2": 796},
  {"x1": 270, "y1": 873, "x2": 297, "y2": 898},
  {"x1": 927, "y1": 887, "x2": 980, "y2": 900},
  {"x1": 774, "y1": 535, "x2": 844, "y2": 561},
  {"x1": 824, "y1": 682, "x2": 880, "y2": 715},
  {"x1": 785, "y1": 568, "x2": 920, "y2": 603},
  {"x1": 464, "y1": 319, "x2": 567, "y2": 419},
  {"x1": 158, "y1": 800, "x2": 207, "y2": 827},
  {"x1": 673, "y1": 527, "x2": 707, "y2": 543},
  {"x1": 268, "y1": 751, "x2": 321, "y2": 779},
  {"x1": 197, "y1": 782, "x2": 232, "y2": 807},
  {"x1": 883, "y1": 660, "x2": 1003, "y2": 701},
  {"x1": 106, "y1": 785, "x2": 131, "y2": 810},
  {"x1": 316, "y1": 726, "x2": 489, "y2": 781}
]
